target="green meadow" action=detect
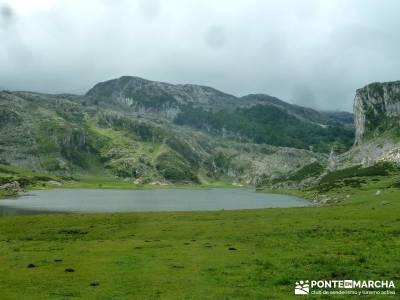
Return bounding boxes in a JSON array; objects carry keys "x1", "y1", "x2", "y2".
[{"x1": 1, "y1": 175, "x2": 399, "y2": 299}]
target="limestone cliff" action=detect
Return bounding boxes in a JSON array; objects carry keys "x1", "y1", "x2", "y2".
[
  {"x1": 340, "y1": 81, "x2": 400, "y2": 166},
  {"x1": 354, "y1": 81, "x2": 400, "y2": 144}
]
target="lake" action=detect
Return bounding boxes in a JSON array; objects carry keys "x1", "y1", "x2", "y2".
[{"x1": 0, "y1": 188, "x2": 310, "y2": 216}]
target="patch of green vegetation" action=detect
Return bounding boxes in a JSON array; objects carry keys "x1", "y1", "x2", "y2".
[
  {"x1": 34, "y1": 118, "x2": 107, "y2": 173},
  {"x1": 0, "y1": 105, "x2": 22, "y2": 127},
  {"x1": 196, "y1": 177, "x2": 234, "y2": 188},
  {"x1": 287, "y1": 161, "x2": 325, "y2": 182},
  {"x1": 256, "y1": 186, "x2": 313, "y2": 200},
  {"x1": 96, "y1": 113, "x2": 165, "y2": 143},
  {"x1": 259, "y1": 161, "x2": 326, "y2": 187},
  {"x1": 320, "y1": 162, "x2": 395, "y2": 184},
  {"x1": 367, "y1": 82, "x2": 384, "y2": 97},
  {"x1": 0, "y1": 180, "x2": 399, "y2": 299},
  {"x1": 364, "y1": 107, "x2": 382, "y2": 132},
  {"x1": 174, "y1": 105, "x2": 354, "y2": 153},
  {"x1": 89, "y1": 118, "x2": 195, "y2": 182},
  {"x1": 165, "y1": 136, "x2": 200, "y2": 167},
  {"x1": 155, "y1": 152, "x2": 198, "y2": 182},
  {"x1": 52, "y1": 100, "x2": 85, "y2": 122},
  {"x1": 0, "y1": 189, "x2": 13, "y2": 198},
  {"x1": 87, "y1": 114, "x2": 207, "y2": 182},
  {"x1": 205, "y1": 152, "x2": 233, "y2": 176},
  {"x1": 312, "y1": 162, "x2": 398, "y2": 193},
  {"x1": 364, "y1": 107, "x2": 399, "y2": 136},
  {"x1": 0, "y1": 164, "x2": 61, "y2": 198}
]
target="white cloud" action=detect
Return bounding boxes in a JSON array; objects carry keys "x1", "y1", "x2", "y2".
[{"x1": 1, "y1": 0, "x2": 400, "y2": 111}]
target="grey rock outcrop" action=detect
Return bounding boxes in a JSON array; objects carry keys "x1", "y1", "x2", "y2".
[
  {"x1": 354, "y1": 81, "x2": 400, "y2": 144},
  {"x1": 338, "y1": 81, "x2": 400, "y2": 167},
  {"x1": 86, "y1": 76, "x2": 354, "y2": 125},
  {"x1": 86, "y1": 76, "x2": 238, "y2": 117},
  {"x1": 0, "y1": 181, "x2": 21, "y2": 193},
  {"x1": 1, "y1": 76, "x2": 353, "y2": 184}
]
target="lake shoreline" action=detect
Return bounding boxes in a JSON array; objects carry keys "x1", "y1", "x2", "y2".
[
  {"x1": 0, "y1": 188, "x2": 310, "y2": 216},
  {"x1": 1, "y1": 178, "x2": 247, "y2": 199}
]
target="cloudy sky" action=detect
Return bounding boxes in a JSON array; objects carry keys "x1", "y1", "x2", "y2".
[{"x1": 1, "y1": 0, "x2": 399, "y2": 111}]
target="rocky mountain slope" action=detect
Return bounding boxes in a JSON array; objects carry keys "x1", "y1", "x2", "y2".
[
  {"x1": 4, "y1": 77, "x2": 400, "y2": 195},
  {"x1": 87, "y1": 76, "x2": 354, "y2": 122},
  {"x1": 338, "y1": 81, "x2": 400, "y2": 167},
  {"x1": 86, "y1": 76, "x2": 238, "y2": 115},
  {"x1": 256, "y1": 80, "x2": 400, "y2": 192},
  {"x1": 87, "y1": 76, "x2": 354, "y2": 152},
  {"x1": 1, "y1": 81, "x2": 332, "y2": 185}
]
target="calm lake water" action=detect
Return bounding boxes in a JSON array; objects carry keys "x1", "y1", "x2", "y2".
[{"x1": 0, "y1": 188, "x2": 310, "y2": 216}]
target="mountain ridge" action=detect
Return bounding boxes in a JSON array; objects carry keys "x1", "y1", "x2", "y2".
[
  {"x1": 0, "y1": 75, "x2": 360, "y2": 185},
  {"x1": 0, "y1": 88, "x2": 325, "y2": 185},
  {"x1": 86, "y1": 76, "x2": 353, "y2": 124},
  {"x1": 84, "y1": 76, "x2": 354, "y2": 152}
]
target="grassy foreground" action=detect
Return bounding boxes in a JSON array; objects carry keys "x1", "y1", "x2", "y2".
[{"x1": 1, "y1": 183, "x2": 399, "y2": 299}]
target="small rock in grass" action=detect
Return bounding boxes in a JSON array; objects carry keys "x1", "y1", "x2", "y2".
[
  {"x1": 60, "y1": 292, "x2": 75, "y2": 297},
  {"x1": 90, "y1": 281, "x2": 99, "y2": 287},
  {"x1": 171, "y1": 265, "x2": 184, "y2": 269},
  {"x1": 47, "y1": 180, "x2": 62, "y2": 186},
  {"x1": 27, "y1": 263, "x2": 36, "y2": 268},
  {"x1": 65, "y1": 268, "x2": 75, "y2": 272},
  {"x1": 381, "y1": 201, "x2": 390, "y2": 205},
  {"x1": 375, "y1": 190, "x2": 382, "y2": 196}
]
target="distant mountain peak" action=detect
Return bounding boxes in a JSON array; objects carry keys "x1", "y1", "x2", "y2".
[{"x1": 85, "y1": 76, "x2": 238, "y2": 115}]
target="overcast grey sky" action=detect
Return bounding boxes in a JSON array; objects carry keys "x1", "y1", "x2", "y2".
[{"x1": 1, "y1": 0, "x2": 400, "y2": 111}]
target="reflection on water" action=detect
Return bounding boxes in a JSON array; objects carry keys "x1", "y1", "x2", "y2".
[{"x1": 0, "y1": 188, "x2": 311, "y2": 216}]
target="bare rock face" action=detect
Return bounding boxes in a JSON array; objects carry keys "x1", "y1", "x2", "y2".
[
  {"x1": 338, "y1": 81, "x2": 400, "y2": 167},
  {"x1": 338, "y1": 137, "x2": 399, "y2": 167},
  {"x1": 354, "y1": 81, "x2": 400, "y2": 145},
  {"x1": 0, "y1": 181, "x2": 21, "y2": 193},
  {"x1": 85, "y1": 76, "x2": 238, "y2": 117}
]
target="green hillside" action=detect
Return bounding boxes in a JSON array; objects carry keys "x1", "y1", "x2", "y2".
[
  {"x1": 1, "y1": 78, "x2": 339, "y2": 186},
  {"x1": 174, "y1": 104, "x2": 354, "y2": 152}
]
